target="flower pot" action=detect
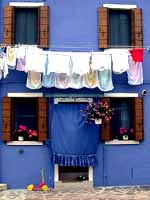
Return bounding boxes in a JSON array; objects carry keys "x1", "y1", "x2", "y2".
[
  {"x1": 18, "y1": 136, "x2": 24, "y2": 141},
  {"x1": 95, "y1": 118, "x2": 102, "y2": 124},
  {"x1": 123, "y1": 135, "x2": 128, "y2": 140}
]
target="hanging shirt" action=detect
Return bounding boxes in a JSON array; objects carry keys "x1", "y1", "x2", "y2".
[
  {"x1": 55, "y1": 73, "x2": 70, "y2": 89},
  {"x1": 0, "y1": 52, "x2": 8, "y2": 79},
  {"x1": 26, "y1": 71, "x2": 42, "y2": 89},
  {"x1": 83, "y1": 66, "x2": 98, "y2": 88},
  {"x1": 7, "y1": 47, "x2": 17, "y2": 69},
  {"x1": 69, "y1": 73, "x2": 83, "y2": 89},
  {"x1": 16, "y1": 46, "x2": 26, "y2": 71},
  {"x1": 127, "y1": 55, "x2": 143, "y2": 85},
  {"x1": 97, "y1": 69, "x2": 114, "y2": 91},
  {"x1": 42, "y1": 73, "x2": 56, "y2": 88}
]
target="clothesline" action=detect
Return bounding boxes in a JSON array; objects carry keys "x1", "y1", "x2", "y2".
[
  {"x1": 0, "y1": 45, "x2": 144, "y2": 91},
  {"x1": 0, "y1": 43, "x2": 150, "y2": 50}
]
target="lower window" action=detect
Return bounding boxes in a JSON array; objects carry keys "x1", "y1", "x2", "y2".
[
  {"x1": 2, "y1": 97, "x2": 48, "y2": 142},
  {"x1": 101, "y1": 97, "x2": 144, "y2": 141},
  {"x1": 111, "y1": 98, "x2": 134, "y2": 140}
]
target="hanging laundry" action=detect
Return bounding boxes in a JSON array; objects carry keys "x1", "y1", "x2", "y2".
[
  {"x1": 98, "y1": 69, "x2": 114, "y2": 91},
  {"x1": 55, "y1": 73, "x2": 70, "y2": 89},
  {"x1": 42, "y1": 73, "x2": 56, "y2": 88},
  {"x1": 111, "y1": 50, "x2": 129, "y2": 74},
  {"x1": 26, "y1": 71, "x2": 42, "y2": 89},
  {"x1": 47, "y1": 52, "x2": 71, "y2": 75},
  {"x1": 25, "y1": 47, "x2": 46, "y2": 73},
  {"x1": 71, "y1": 52, "x2": 90, "y2": 75},
  {"x1": 0, "y1": 51, "x2": 8, "y2": 79},
  {"x1": 91, "y1": 53, "x2": 111, "y2": 71},
  {"x1": 6, "y1": 47, "x2": 17, "y2": 69},
  {"x1": 127, "y1": 55, "x2": 143, "y2": 85},
  {"x1": 69, "y1": 73, "x2": 83, "y2": 89},
  {"x1": 16, "y1": 46, "x2": 26, "y2": 71},
  {"x1": 83, "y1": 66, "x2": 98, "y2": 88},
  {"x1": 129, "y1": 48, "x2": 144, "y2": 62}
]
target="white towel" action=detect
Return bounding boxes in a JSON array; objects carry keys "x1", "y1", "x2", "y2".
[
  {"x1": 91, "y1": 53, "x2": 111, "y2": 71},
  {"x1": 47, "y1": 52, "x2": 71, "y2": 75},
  {"x1": 111, "y1": 50, "x2": 129, "y2": 74},
  {"x1": 71, "y1": 52, "x2": 90, "y2": 75},
  {"x1": 25, "y1": 47, "x2": 46, "y2": 73}
]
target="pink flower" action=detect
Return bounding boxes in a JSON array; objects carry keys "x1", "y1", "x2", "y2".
[{"x1": 130, "y1": 128, "x2": 134, "y2": 133}]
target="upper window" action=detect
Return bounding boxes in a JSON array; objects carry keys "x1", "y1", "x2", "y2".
[
  {"x1": 2, "y1": 97, "x2": 48, "y2": 142},
  {"x1": 15, "y1": 8, "x2": 38, "y2": 45},
  {"x1": 101, "y1": 97, "x2": 144, "y2": 141},
  {"x1": 3, "y1": 6, "x2": 49, "y2": 48},
  {"x1": 98, "y1": 7, "x2": 143, "y2": 48},
  {"x1": 109, "y1": 10, "x2": 131, "y2": 47}
]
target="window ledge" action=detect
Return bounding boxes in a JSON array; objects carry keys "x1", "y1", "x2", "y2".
[
  {"x1": 105, "y1": 140, "x2": 140, "y2": 145},
  {"x1": 7, "y1": 141, "x2": 43, "y2": 146}
]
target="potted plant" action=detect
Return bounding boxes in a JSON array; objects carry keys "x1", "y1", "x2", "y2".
[
  {"x1": 119, "y1": 127, "x2": 134, "y2": 140},
  {"x1": 80, "y1": 101, "x2": 114, "y2": 124},
  {"x1": 13, "y1": 125, "x2": 38, "y2": 141}
]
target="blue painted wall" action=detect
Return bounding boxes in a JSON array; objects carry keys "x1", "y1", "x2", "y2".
[{"x1": 0, "y1": 0, "x2": 150, "y2": 189}]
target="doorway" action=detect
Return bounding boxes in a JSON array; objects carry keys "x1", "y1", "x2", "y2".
[{"x1": 54, "y1": 164, "x2": 93, "y2": 182}]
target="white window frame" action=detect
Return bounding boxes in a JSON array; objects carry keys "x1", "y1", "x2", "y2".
[
  {"x1": 103, "y1": 4, "x2": 137, "y2": 9},
  {"x1": 9, "y1": 2, "x2": 44, "y2": 7}
]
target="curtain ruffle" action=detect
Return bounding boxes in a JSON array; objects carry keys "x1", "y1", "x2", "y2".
[{"x1": 52, "y1": 153, "x2": 97, "y2": 167}]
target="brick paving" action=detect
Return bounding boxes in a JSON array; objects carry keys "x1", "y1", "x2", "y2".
[{"x1": 1, "y1": 182, "x2": 150, "y2": 200}]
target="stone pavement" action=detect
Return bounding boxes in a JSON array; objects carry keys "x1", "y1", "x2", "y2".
[{"x1": 1, "y1": 182, "x2": 150, "y2": 200}]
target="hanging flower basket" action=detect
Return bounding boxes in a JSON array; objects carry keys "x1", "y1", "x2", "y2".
[{"x1": 80, "y1": 101, "x2": 114, "y2": 124}]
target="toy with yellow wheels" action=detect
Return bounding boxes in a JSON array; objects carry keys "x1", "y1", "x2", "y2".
[
  {"x1": 27, "y1": 184, "x2": 34, "y2": 191},
  {"x1": 27, "y1": 168, "x2": 49, "y2": 191},
  {"x1": 41, "y1": 184, "x2": 48, "y2": 191}
]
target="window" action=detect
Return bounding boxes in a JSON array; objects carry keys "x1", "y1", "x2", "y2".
[
  {"x1": 15, "y1": 8, "x2": 38, "y2": 45},
  {"x1": 98, "y1": 7, "x2": 143, "y2": 48},
  {"x1": 101, "y1": 97, "x2": 144, "y2": 141},
  {"x1": 3, "y1": 6, "x2": 49, "y2": 47},
  {"x1": 2, "y1": 97, "x2": 48, "y2": 142},
  {"x1": 111, "y1": 98, "x2": 134, "y2": 140},
  {"x1": 109, "y1": 10, "x2": 131, "y2": 47}
]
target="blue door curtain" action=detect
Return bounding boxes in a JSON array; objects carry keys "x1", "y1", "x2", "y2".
[{"x1": 50, "y1": 102, "x2": 99, "y2": 167}]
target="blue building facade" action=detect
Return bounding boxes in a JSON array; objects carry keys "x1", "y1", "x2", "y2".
[{"x1": 0, "y1": 0, "x2": 150, "y2": 189}]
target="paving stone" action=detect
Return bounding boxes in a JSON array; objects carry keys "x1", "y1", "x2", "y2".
[{"x1": 1, "y1": 184, "x2": 150, "y2": 200}]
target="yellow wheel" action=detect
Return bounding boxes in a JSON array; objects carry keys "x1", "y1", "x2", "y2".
[
  {"x1": 41, "y1": 184, "x2": 48, "y2": 191},
  {"x1": 27, "y1": 184, "x2": 34, "y2": 191}
]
